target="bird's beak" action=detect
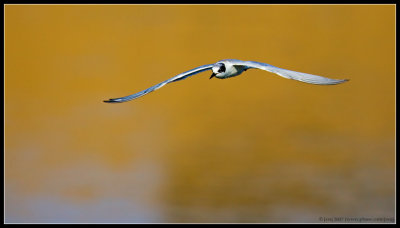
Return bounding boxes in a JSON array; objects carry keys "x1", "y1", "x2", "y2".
[{"x1": 210, "y1": 73, "x2": 216, "y2": 79}]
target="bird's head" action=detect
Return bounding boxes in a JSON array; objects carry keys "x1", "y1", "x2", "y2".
[{"x1": 210, "y1": 62, "x2": 226, "y2": 79}]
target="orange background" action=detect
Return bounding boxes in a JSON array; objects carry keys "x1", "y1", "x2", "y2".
[{"x1": 5, "y1": 5, "x2": 395, "y2": 223}]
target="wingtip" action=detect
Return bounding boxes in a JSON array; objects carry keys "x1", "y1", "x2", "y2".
[{"x1": 103, "y1": 99, "x2": 119, "y2": 103}]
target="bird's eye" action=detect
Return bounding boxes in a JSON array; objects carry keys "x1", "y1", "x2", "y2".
[{"x1": 218, "y1": 65, "x2": 226, "y2": 73}]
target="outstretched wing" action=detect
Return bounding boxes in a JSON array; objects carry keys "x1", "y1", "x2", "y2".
[
  {"x1": 104, "y1": 64, "x2": 213, "y2": 103},
  {"x1": 236, "y1": 60, "x2": 349, "y2": 85}
]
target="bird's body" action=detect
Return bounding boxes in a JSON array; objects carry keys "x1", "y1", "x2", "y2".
[
  {"x1": 104, "y1": 59, "x2": 348, "y2": 103},
  {"x1": 211, "y1": 59, "x2": 249, "y2": 79}
]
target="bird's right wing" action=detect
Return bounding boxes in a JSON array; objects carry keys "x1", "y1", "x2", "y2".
[
  {"x1": 104, "y1": 64, "x2": 213, "y2": 103},
  {"x1": 239, "y1": 60, "x2": 349, "y2": 85}
]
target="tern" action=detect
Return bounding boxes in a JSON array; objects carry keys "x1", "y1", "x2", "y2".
[{"x1": 104, "y1": 59, "x2": 348, "y2": 103}]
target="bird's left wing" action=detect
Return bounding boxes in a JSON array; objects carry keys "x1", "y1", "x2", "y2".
[
  {"x1": 104, "y1": 64, "x2": 213, "y2": 103},
  {"x1": 233, "y1": 60, "x2": 349, "y2": 85}
]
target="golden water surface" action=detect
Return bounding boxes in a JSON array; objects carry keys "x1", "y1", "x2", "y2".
[{"x1": 5, "y1": 5, "x2": 395, "y2": 223}]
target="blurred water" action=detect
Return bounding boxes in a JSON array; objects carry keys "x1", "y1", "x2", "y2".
[{"x1": 5, "y1": 5, "x2": 395, "y2": 223}]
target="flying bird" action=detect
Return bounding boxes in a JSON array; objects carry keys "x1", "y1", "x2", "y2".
[{"x1": 104, "y1": 59, "x2": 348, "y2": 103}]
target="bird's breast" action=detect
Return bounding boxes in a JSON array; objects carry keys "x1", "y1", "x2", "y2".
[{"x1": 216, "y1": 65, "x2": 247, "y2": 79}]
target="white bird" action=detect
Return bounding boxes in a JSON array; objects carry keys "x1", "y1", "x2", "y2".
[{"x1": 104, "y1": 59, "x2": 349, "y2": 103}]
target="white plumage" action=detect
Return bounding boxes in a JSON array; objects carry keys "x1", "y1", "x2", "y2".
[{"x1": 104, "y1": 59, "x2": 348, "y2": 103}]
